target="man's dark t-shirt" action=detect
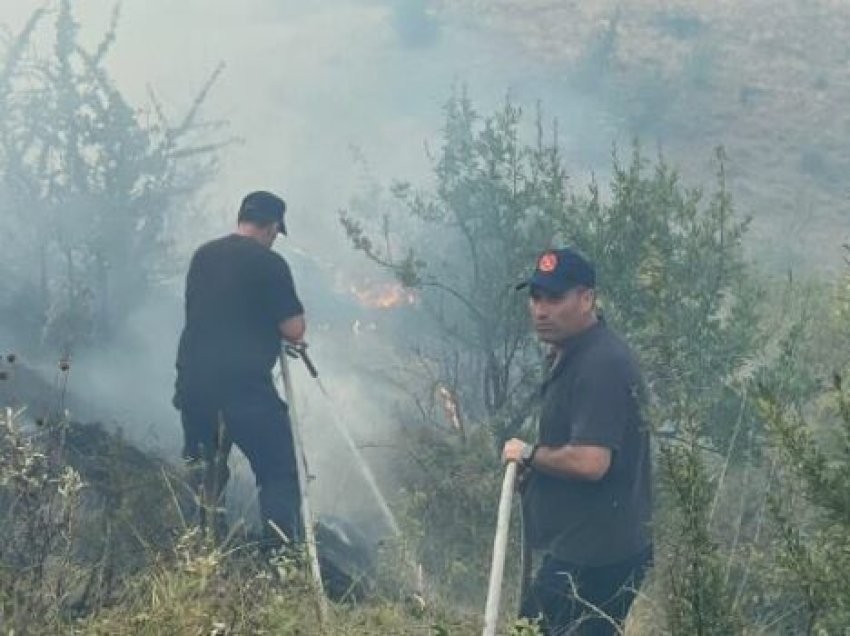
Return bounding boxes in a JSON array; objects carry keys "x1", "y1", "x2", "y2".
[
  {"x1": 176, "y1": 234, "x2": 303, "y2": 401},
  {"x1": 523, "y1": 321, "x2": 652, "y2": 567}
]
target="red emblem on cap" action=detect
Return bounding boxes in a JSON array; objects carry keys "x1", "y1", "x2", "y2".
[{"x1": 538, "y1": 252, "x2": 558, "y2": 273}]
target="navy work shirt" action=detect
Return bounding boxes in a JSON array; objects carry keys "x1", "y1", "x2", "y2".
[
  {"x1": 523, "y1": 320, "x2": 652, "y2": 566},
  {"x1": 175, "y1": 234, "x2": 303, "y2": 402}
]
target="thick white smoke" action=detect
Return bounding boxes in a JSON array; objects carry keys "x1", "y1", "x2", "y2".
[{"x1": 2, "y1": 0, "x2": 608, "y2": 539}]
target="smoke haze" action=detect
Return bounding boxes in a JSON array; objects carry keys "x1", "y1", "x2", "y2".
[
  {"x1": 1, "y1": 0, "x2": 582, "y2": 535},
  {"x1": 3, "y1": 0, "x2": 849, "y2": 537}
]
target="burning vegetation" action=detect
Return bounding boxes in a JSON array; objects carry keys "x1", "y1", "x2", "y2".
[{"x1": 348, "y1": 281, "x2": 418, "y2": 310}]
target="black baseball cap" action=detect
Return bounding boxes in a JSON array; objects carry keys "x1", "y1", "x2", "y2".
[
  {"x1": 516, "y1": 248, "x2": 596, "y2": 295},
  {"x1": 238, "y1": 191, "x2": 287, "y2": 234}
]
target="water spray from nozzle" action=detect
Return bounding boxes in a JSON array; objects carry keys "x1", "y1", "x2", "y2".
[{"x1": 283, "y1": 341, "x2": 401, "y2": 537}]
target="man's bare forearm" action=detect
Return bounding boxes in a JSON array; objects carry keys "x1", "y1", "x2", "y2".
[
  {"x1": 502, "y1": 437, "x2": 611, "y2": 482},
  {"x1": 530, "y1": 444, "x2": 611, "y2": 482}
]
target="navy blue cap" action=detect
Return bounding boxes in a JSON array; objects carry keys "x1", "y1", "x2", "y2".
[
  {"x1": 517, "y1": 248, "x2": 596, "y2": 294},
  {"x1": 238, "y1": 191, "x2": 288, "y2": 234}
]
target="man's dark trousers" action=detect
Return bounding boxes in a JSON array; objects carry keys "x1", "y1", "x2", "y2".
[
  {"x1": 180, "y1": 380, "x2": 302, "y2": 544},
  {"x1": 520, "y1": 546, "x2": 652, "y2": 635}
]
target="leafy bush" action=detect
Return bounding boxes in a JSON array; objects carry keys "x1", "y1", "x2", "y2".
[
  {"x1": 0, "y1": 2, "x2": 229, "y2": 351},
  {"x1": 757, "y1": 374, "x2": 850, "y2": 633}
]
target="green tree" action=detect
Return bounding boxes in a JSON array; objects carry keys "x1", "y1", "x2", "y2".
[
  {"x1": 341, "y1": 88, "x2": 564, "y2": 446},
  {"x1": 342, "y1": 90, "x2": 768, "y2": 614},
  {"x1": 562, "y1": 146, "x2": 759, "y2": 446},
  {"x1": 0, "y1": 2, "x2": 231, "y2": 352}
]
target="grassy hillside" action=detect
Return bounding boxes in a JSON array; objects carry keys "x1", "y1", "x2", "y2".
[{"x1": 453, "y1": 0, "x2": 850, "y2": 271}]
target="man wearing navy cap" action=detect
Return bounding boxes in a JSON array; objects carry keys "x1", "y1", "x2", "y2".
[
  {"x1": 504, "y1": 248, "x2": 653, "y2": 635},
  {"x1": 174, "y1": 190, "x2": 306, "y2": 544}
]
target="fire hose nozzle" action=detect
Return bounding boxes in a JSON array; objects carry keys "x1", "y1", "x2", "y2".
[{"x1": 282, "y1": 341, "x2": 319, "y2": 379}]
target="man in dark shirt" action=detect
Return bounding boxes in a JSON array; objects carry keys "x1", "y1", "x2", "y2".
[
  {"x1": 503, "y1": 248, "x2": 653, "y2": 635},
  {"x1": 174, "y1": 191, "x2": 307, "y2": 544}
]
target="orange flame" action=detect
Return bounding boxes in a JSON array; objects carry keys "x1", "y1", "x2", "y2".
[{"x1": 350, "y1": 282, "x2": 416, "y2": 310}]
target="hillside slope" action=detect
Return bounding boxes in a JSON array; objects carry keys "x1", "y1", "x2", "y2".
[{"x1": 451, "y1": 0, "x2": 850, "y2": 271}]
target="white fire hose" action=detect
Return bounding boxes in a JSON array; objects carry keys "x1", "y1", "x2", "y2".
[
  {"x1": 483, "y1": 460, "x2": 518, "y2": 636},
  {"x1": 279, "y1": 345, "x2": 328, "y2": 626}
]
